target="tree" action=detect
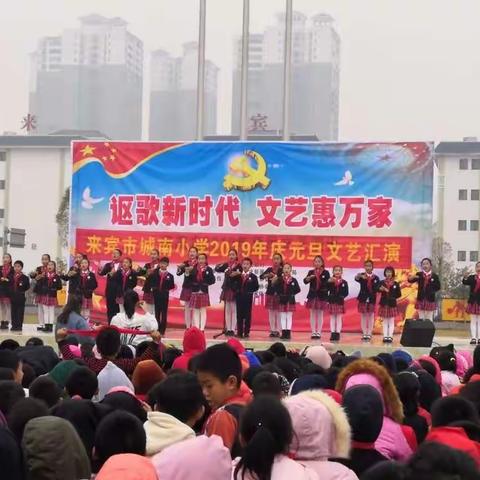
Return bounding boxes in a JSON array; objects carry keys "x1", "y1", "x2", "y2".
[{"x1": 56, "y1": 187, "x2": 70, "y2": 248}]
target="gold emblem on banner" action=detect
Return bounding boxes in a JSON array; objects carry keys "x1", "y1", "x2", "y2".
[{"x1": 223, "y1": 150, "x2": 271, "y2": 191}]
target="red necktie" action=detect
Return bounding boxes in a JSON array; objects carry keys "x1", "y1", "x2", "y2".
[
  {"x1": 474, "y1": 276, "x2": 480, "y2": 293},
  {"x1": 366, "y1": 274, "x2": 373, "y2": 292},
  {"x1": 315, "y1": 269, "x2": 322, "y2": 291},
  {"x1": 159, "y1": 271, "x2": 166, "y2": 290}
]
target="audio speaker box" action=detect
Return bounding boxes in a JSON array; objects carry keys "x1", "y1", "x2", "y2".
[{"x1": 400, "y1": 319, "x2": 435, "y2": 348}]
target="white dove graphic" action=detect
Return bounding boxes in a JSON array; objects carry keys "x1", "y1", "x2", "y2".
[
  {"x1": 81, "y1": 187, "x2": 104, "y2": 209},
  {"x1": 334, "y1": 170, "x2": 354, "y2": 186}
]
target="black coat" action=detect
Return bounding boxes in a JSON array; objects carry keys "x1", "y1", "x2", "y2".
[
  {"x1": 260, "y1": 266, "x2": 283, "y2": 295},
  {"x1": 60, "y1": 265, "x2": 81, "y2": 293},
  {"x1": 37, "y1": 274, "x2": 62, "y2": 298},
  {"x1": 232, "y1": 272, "x2": 259, "y2": 302},
  {"x1": 355, "y1": 273, "x2": 380, "y2": 304},
  {"x1": 0, "y1": 266, "x2": 13, "y2": 297},
  {"x1": 112, "y1": 269, "x2": 138, "y2": 297},
  {"x1": 155, "y1": 270, "x2": 175, "y2": 293},
  {"x1": 31, "y1": 266, "x2": 47, "y2": 294},
  {"x1": 463, "y1": 275, "x2": 480, "y2": 305},
  {"x1": 215, "y1": 262, "x2": 242, "y2": 293},
  {"x1": 138, "y1": 262, "x2": 160, "y2": 293},
  {"x1": 274, "y1": 276, "x2": 301, "y2": 306},
  {"x1": 76, "y1": 272, "x2": 98, "y2": 299},
  {"x1": 176, "y1": 260, "x2": 196, "y2": 290},
  {"x1": 408, "y1": 272, "x2": 440, "y2": 302},
  {"x1": 190, "y1": 266, "x2": 216, "y2": 293},
  {"x1": 378, "y1": 280, "x2": 401, "y2": 307},
  {"x1": 11, "y1": 274, "x2": 30, "y2": 303},
  {"x1": 327, "y1": 279, "x2": 349, "y2": 305},
  {"x1": 303, "y1": 269, "x2": 330, "y2": 301},
  {"x1": 99, "y1": 261, "x2": 122, "y2": 296}
]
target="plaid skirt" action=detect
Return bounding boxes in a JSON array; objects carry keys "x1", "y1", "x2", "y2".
[
  {"x1": 277, "y1": 303, "x2": 296, "y2": 313},
  {"x1": 467, "y1": 303, "x2": 480, "y2": 315},
  {"x1": 189, "y1": 292, "x2": 210, "y2": 309},
  {"x1": 265, "y1": 294, "x2": 279, "y2": 310},
  {"x1": 39, "y1": 295, "x2": 57, "y2": 307},
  {"x1": 305, "y1": 298, "x2": 328, "y2": 311},
  {"x1": 143, "y1": 292, "x2": 154, "y2": 304},
  {"x1": 82, "y1": 298, "x2": 93, "y2": 310},
  {"x1": 329, "y1": 303, "x2": 345, "y2": 314},
  {"x1": 415, "y1": 300, "x2": 436, "y2": 312},
  {"x1": 379, "y1": 306, "x2": 398, "y2": 318},
  {"x1": 358, "y1": 302, "x2": 376, "y2": 314},
  {"x1": 220, "y1": 289, "x2": 236, "y2": 302},
  {"x1": 0, "y1": 296, "x2": 10, "y2": 305},
  {"x1": 180, "y1": 287, "x2": 192, "y2": 302}
]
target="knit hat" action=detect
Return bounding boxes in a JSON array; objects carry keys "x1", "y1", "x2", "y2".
[
  {"x1": 305, "y1": 345, "x2": 332, "y2": 370},
  {"x1": 96, "y1": 454, "x2": 158, "y2": 480},
  {"x1": 343, "y1": 384, "x2": 384, "y2": 443},
  {"x1": 132, "y1": 360, "x2": 165, "y2": 395},
  {"x1": 48, "y1": 360, "x2": 80, "y2": 389},
  {"x1": 392, "y1": 350, "x2": 413, "y2": 371},
  {"x1": 290, "y1": 374, "x2": 328, "y2": 396},
  {"x1": 97, "y1": 361, "x2": 134, "y2": 401}
]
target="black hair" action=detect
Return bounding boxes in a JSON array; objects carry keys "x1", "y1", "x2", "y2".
[
  {"x1": 159, "y1": 256, "x2": 169, "y2": 264},
  {"x1": 228, "y1": 248, "x2": 238, "y2": 258},
  {"x1": 41, "y1": 253, "x2": 51, "y2": 262},
  {"x1": 161, "y1": 346, "x2": 182, "y2": 371},
  {"x1": 29, "y1": 376, "x2": 62, "y2": 408},
  {"x1": 0, "y1": 339, "x2": 19, "y2": 351},
  {"x1": 198, "y1": 252, "x2": 208, "y2": 261},
  {"x1": 364, "y1": 259, "x2": 374, "y2": 266},
  {"x1": 0, "y1": 380, "x2": 25, "y2": 416},
  {"x1": 314, "y1": 255, "x2": 325, "y2": 266},
  {"x1": 7, "y1": 397, "x2": 49, "y2": 443},
  {"x1": 384, "y1": 266, "x2": 395, "y2": 277},
  {"x1": 2, "y1": 253, "x2": 11, "y2": 263},
  {"x1": 195, "y1": 343, "x2": 242, "y2": 388},
  {"x1": 459, "y1": 380, "x2": 480, "y2": 416},
  {"x1": 57, "y1": 294, "x2": 83, "y2": 325},
  {"x1": 123, "y1": 289, "x2": 139, "y2": 320},
  {"x1": 150, "y1": 249, "x2": 159, "y2": 256},
  {"x1": 361, "y1": 461, "x2": 406, "y2": 480},
  {"x1": 268, "y1": 342, "x2": 287, "y2": 358},
  {"x1": 243, "y1": 257, "x2": 253, "y2": 265},
  {"x1": 118, "y1": 344, "x2": 134, "y2": 359},
  {"x1": 189, "y1": 246, "x2": 199, "y2": 254},
  {"x1": 301, "y1": 362, "x2": 326, "y2": 376},
  {"x1": 65, "y1": 367, "x2": 98, "y2": 400},
  {"x1": 94, "y1": 411, "x2": 146, "y2": 472},
  {"x1": 431, "y1": 396, "x2": 480, "y2": 427},
  {"x1": 234, "y1": 396, "x2": 293, "y2": 480},
  {"x1": 394, "y1": 372, "x2": 420, "y2": 417},
  {"x1": 96, "y1": 327, "x2": 121, "y2": 358},
  {"x1": 113, "y1": 248, "x2": 122, "y2": 256},
  {"x1": 123, "y1": 257, "x2": 133, "y2": 267},
  {"x1": 272, "y1": 253, "x2": 284, "y2": 265},
  {"x1": 135, "y1": 341, "x2": 152, "y2": 358},
  {"x1": 414, "y1": 369, "x2": 442, "y2": 412},
  {"x1": 243, "y1": 366, "x2": 264, "y2": 389},
  {"x1": 0, "y1": 350, "x2": 20, "y2": 371},
  {"x1": 464, "y1": 344, "x2": 480, "y2": 383},
  {"x1": 0, "y1": 367, "x2": 14, "y2": 380},
  {"x1": 13, "y1": 260, "x2": 23, "y2": 268},
  {"x1": 251, "y1": 372, "x2": 282, "y2": 398},
  {"x1": 272, "y1": 357, "x2": 301, "y2": 384},
  {"x1": 437, "y1": 350, "x2": 456, "y2": 373},
  {"x1": 148, "y1": 372, "x2": 204, "y2": 423},
  {"x1": 25, "y1": 337, "x2": 44, "y2": 347},
  {"x1": 420, "y1": 257, "x2": 433, "y2": 267},
  {"x1": 101, "y1": 391, "x2": 147, "y2": 423},
  {"x1": 21, "y1": 363, "x2": 36, "y2": 389}
]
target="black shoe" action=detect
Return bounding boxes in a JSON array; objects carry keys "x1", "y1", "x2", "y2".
[
  {"x1": 361, "y1": 334, "x2": 368, "y2": 341},
  {"x1": 471, "y1": 338, "x2": 477, "y2": 345},
  {"x1": 286, "y1": 330, "x2": 291, "y2": 340},
  {"x1": 311, "y1": 333, "x2": 317, "y2": 339},
  {"x1": 44, "y1": 324, "x2": 53, "y2": 333},
  {"x1": 331, "y1": 332, "x2": 340, "y2": 342},
  {"x1": 336, "y1": 333, "x2": 341, "y2": 342},
  {"x1": 280, "y1": 330, "x2": 287, "y2": 340},
  {"x1": 274, "y1": 331, "x2": 281, "y2": 338},
  {"x1": 244, "y1": 333, "x2": 250, "y2": 338},
  {"x1": 269, "y1": 331, "x2": 276, "y2": 338},
  {"x1": 383, "y1": 337, "x2": 389, "y2": 344},
  {"x1": 329, "y1": 332, "x2": 335, "y2": 342},
  {"x1": 36, "y1": 325, "x2": 45, "y2": 331},
  {"x1": 0, "y1": 321, "x2": 8, "y2": 330}
]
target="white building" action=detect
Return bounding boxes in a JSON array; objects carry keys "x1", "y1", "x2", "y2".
[
  {"x1": 149, "y1": 42, "x2": 219, "y2": 140},
  {"x1": 435, "y1": 138, "x2": 480, "y2": 268},
  {"x1": 29, "y1": 15, "x2": 143, "y2": 139},
  {"x1": 231, "y1": 11, "x2": 340, "y2": 139}
]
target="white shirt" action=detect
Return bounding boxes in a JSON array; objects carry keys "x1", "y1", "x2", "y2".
[{"x1": 110, "y1": 311, "x2": 158, "y2": 346}]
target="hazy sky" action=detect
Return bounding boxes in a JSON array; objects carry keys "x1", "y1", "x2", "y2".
[{"x1": 1, "y1": 0, "x2": 480, "y2": 142}]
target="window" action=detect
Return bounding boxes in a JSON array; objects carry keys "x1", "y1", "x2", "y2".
[
  {"x1": 459, "y1": 158, "x2": 469, "y2": 170},
  {"x1": 472, "y1": 190, "x2": 480, "y2": 200},
  {"x1": 459, "y1": 189, "x2": 468, "y2": 200},
  {"x1": 0, "y1": 152, "x2": 5, "y2": 162},
  {"x1": 458, "y1": 251, "x2": 467, "y2": 261},
  {"x1": 0, "y1": 180, "x2": 5, "y2": 190},
  {"x1": 471, "y1": 251, "x2": 479, "y2": 262},
  {"x1": 473, "y1": 159, "x2": 480, "y2": 170},
  {"x1": 458, "y1": 220, "x2": 467, "y2": 231},
  {"x1": 471, "y1": 220, "x2": 479, "y2": 231}
]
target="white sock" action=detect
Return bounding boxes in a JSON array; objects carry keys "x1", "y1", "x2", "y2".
[
  {"x1": 310, "y1": 310, "x2": 317, "y2": 333},
  {"x1": 225, "y1": 301, "x2": 236, "y2": 331},
  {"x1": 418, "y1": 310, "x2": 425, "y2": 320},
  {"x1": 367, "y1": 312, "x2": 375, "y2": 335},
  {"x1": 200, "y1": 307, "x2": 207, "y2": 331},
  {"x1": 38, "y1": 304, "x2": 44, "y2": 326},
  {"x1": 336, "y1": 314, "x2": 343, "y2": 333},
  {"x1": 383, "y1": 317, "x2": 394, "y2": 338},
  {"x1": 285, "y1": 312, "x2": 293, "y2": 330},
  {"x1": 424, "y1": 310, "x2": 434, "y2": 321},
  {"x1": 331, "y1": 314, "x2": 339, "y2": 333},
  {"x1": 47, "y1": 306, "x2": 55, "y2": 325},
  {"x1": 185, "y1": 307, "x2": 192, "y2": 328},
  {"x1": 268, "y1": 310, "x2": 277, "y2": 331},
  {"x1": 361, "y1": 313, "x2": 367, "y2": 335},
  {"x1": 471, "y1": 315, "x2": 480, "y2": 338},
  {"x1": 191, "y1": 309, "x2": 200, "y2": 329},
  {"x1": 280, "y1": 312, "x2": 287, "y2": 330}
]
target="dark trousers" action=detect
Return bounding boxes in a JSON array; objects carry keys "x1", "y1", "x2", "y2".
[
  {"x1": 236, "y1": 296, "x2": 253, "y2": 337},
  {"x1": 11, "y1": 300, "x2": 25, "y2": 330},
  {"x1": 154, "y1": 292, "x2": 169, "y2": 334},
  {"x1": 106, "y1": 293, "x2": 119, "y2": 323}
]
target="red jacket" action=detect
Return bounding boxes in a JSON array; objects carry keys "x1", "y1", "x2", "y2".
[
  {"x1": 172, "y1": 327, "x2": 206, "y2": 370},
  {"x1": 426, "y1": 427, "x2": 480, "y2": 466}
]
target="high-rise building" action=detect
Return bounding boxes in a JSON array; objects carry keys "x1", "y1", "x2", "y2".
[
  {"x1": 149, "y1": 42, "x2": 219, "y2": 140},
  {"x1": 232, "y1": 12, "x2": 340, "y2": 139},
  {"x1": 29, "y1": 14, "x2": 143, "y2": 140}
]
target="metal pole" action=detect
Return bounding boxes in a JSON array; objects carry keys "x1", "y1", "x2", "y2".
[
  {"x1": 196, "y1": 0, "x2": 207, "y2": 140},
  {"x1": 239, "y1": 0, "x2": 250, "y2": 140},
  {"x1": 282, "y1": 0, "x2": 293, "y2": 140}
]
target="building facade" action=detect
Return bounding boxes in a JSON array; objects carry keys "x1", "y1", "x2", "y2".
[
  {"x1": 435, "y1": 139, "x2": 480, "y2": 268},
  {"x1": 231, "y1": 12, "x2": 340, "y2": 139},
  {"x1": 149, "y1": 42, "x2": 219, "y2": 140},
  {"x1": 29, "y1": 15, "x2": 143, "y2": 140}
]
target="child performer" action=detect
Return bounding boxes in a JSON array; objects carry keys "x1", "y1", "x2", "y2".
[
  {"x1": 215, "y1": 249, "x2": 242, "y2": 336},
  {"x1": 327, "y1": 265, "x2": 349, "y2": 342},
  {"x1": 355, "y1": 259, "x2": 380, "y2": 341},
  {"x1": 0, "y1": 254, "x2": 13, "y2": 330},
  {"x1": 10, "y1": 260, "x2": 30, "y2": 332},
  {"x1": 61, "y1": 252, "x2": 86, "y2": 297},
  {"x1": 30, "y1": 253, "x2": 51, "y2": 331},
  {"x1": 113, "y1": 257, "x2": 138, "y2": 313},
  {"x1": 303, "y1": 255, "x2": 330, "y2": 339},
  {"x1": 274, "y1": 263, "x2": 300, "y2": 340},
  {"x1": 177, "y1": 246, "x2": 199, "y2": 328},
  {"x1": 77, "y1": 258, "x2": 97, "y2": 320},
  {"x1": 154, "y1": 257, "x2": 175, "y2": 335},
  {"x1": 189, "y1": 253, "x2": 215, "y2": 331},
  {"x1": 99, "y1": 248, "x2": 122, "y2": 323},
  {"x1": 462, "y1": 262, "x2": 480, "y2": 344},
  {"x1": 378, "y1": 266, "x2": 401, "y2": 344},
  {"x1": 37, "y1": 261, "x2": 62, "y2": 332},
  {"x1": 408, "y1": 258, "x2": 440, "y2": 321},
  {"x1": 233, "y1": 257, "x2": 259, "y2": 338},
  {"x1": 137, "y1": 248, "x2": 160, "y2": 315},
  {"x1": 260, "y1": 253, "x2": 284, "y2": 338}
]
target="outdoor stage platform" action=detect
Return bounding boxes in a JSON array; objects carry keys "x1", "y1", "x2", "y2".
[{"x1": 1, "y1": 324, "x2": 475, "y2": 358}]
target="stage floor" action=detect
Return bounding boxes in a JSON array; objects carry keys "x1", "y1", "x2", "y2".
[{"x1": 1, "y1": 324, "x2": 474, "y2": 358}]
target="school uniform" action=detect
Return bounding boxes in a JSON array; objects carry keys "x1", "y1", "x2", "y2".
[
  {"x1": 37, "y1": 272, "x2": 62, "y2": 332},
  {"x1": 232, "y1": 270, "x2": 259, "y2": 338},
  {"x1": 327, "y1": 278, "x2": 349, "y2": 340},
  {"x1": 188, "y1": 265, "x2": 215, "y2": 331},
  {"x1": 378, "y1": 279, "x2": 401, "y2": 341},
  {"x1": 304, "y1": 268, "x2": 330, "y2": 310},
  {"x1": 138, "y1": 262, "x2": 160, "y2": 312},
  {"x1": 10, "y1": 273, "x2": 30, "y2": 331},
  {"x1": 462, "y1": 275, "x2": 480, "y2": 341},
  {"x1": 215, "y1": 261, "x2": 242, "y2": 335},
  {"x1": 30, "y1": 265, "x2": 48, "y2": 329},
  {"x1": 60, "y1": 264, "x2": 81, "y2": 294},
  {"x1": 99, "y1": 260, "x2": 122, "y2": 322},
  {"x1": 0, "y1": 265, "x2": 13, "y2": 329},
  {"x1": 112, "y1": 268, "x2": 138, "y2": 309},
  {"x1": 77, "y1": 270, "x2": 98, "y2": 317},
  {"x1": 408, "y1": 271, "x2": 440, "y2": 313},
  {"x1": 153, "y1": 269, "x2": 175, "y2": 334},
  {"x1": 177, "y1": 259, "x2": 197, "y2": 328},
  {"x1": 260, "y1": 266, "x2": 283, "y2": 336},
  {"x1": 274, "y1": 275, "x2": 300, "y2": 339},
  {"x1": 355, "y1": 272, "x2": 380, "y2": 340}
]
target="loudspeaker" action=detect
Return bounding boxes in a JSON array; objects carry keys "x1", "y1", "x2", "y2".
[{"x1": 400, "y1": 319, "x2": 435, "y2": 348}]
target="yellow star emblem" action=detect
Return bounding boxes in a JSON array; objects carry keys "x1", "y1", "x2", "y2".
[{"x1": 80, "y1": 145, "x2": 95, "y2": 157}]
